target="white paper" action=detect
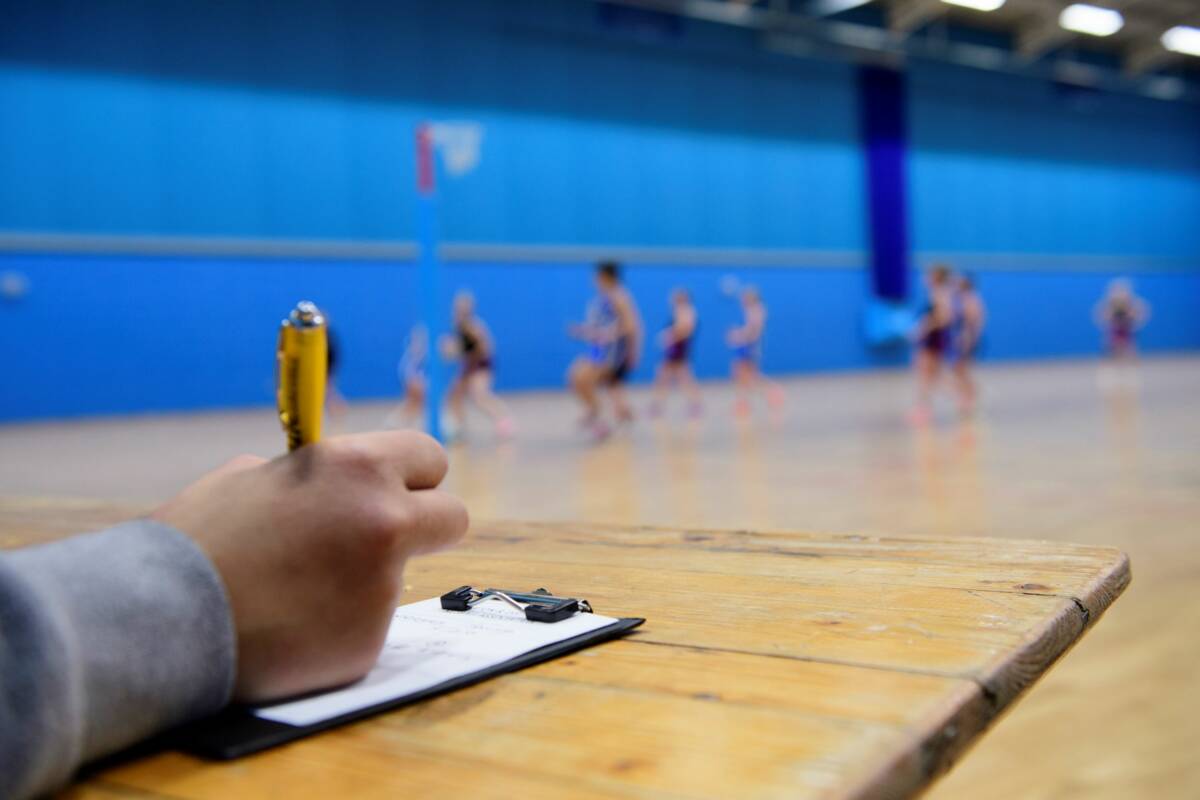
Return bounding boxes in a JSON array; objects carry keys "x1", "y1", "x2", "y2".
[{"x1": 254, "y1": 597, "x2": 618, "y2": 726}]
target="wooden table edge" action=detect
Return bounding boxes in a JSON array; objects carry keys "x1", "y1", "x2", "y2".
[{"x1": 842, "y1": 548, "x2": 1130, "y2": 800}]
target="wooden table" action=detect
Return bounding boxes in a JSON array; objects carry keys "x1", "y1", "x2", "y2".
[{"x1": 1, "y1": 499, "x2": 1129, "y2": 800}]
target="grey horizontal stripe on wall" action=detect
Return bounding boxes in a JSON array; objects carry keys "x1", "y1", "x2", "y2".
[
  {"x1": 438, "y1": 242, "x2": 866, "y2": 268},
  {"x1": 916, "y1": 251, "x2": 1200, "y2": 274},
  {"x1": 0, "y1": 232, "x2": 1194, "y2": 273},
  {"x1": 0, "y1": 232, "x2": 419, "y2": 261},
  {"x1": 0, "y1": 232, "x2": 865, "y2": 268}
]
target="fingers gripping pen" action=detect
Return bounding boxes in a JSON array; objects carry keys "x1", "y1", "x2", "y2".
[{"x1": 277, "y1": 301, "x2": 328, "y2": 451}]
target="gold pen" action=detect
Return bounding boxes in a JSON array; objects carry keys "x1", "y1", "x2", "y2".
[{"x1": 276, "y1": 301, "x2": 328, "y2": 451}]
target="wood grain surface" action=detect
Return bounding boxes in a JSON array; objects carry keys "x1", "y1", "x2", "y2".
[{"x1": 1, "y1": 499, "x2": 1128, "y2": 800}]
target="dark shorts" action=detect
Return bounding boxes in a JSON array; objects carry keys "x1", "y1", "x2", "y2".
[
  {"x1": 463, "y1": 356, "x2": 493, "y2": 377},
  {"x1": 603, "y1": 358, "x2": 632, "y2": 386},
  {"x1": 920, "y1": 328, "x2": 948, "y2": 355},
  {"x1": 1109, "y1": 327, "x2": 1134, "y2": 351},
  {"x1": 600, "y1": 335, "x2": 633, "y2": 385},
  {"x1": 665, "y1": 338, "x2": 690, "y2": 364}
]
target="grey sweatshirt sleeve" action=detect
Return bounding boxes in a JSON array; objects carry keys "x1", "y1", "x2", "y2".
[{"x1": 0, "y1": 520, "x2": 236, "y2": 799}]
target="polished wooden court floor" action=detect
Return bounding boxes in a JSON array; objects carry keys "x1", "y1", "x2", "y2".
[{"x1": 2, "y1": 356, "x2": 1197, "y2": 799}]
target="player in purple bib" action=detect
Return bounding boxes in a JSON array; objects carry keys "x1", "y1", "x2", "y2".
[{"x1": 650, "y1": 288, "x2": 702, "y2": 418}]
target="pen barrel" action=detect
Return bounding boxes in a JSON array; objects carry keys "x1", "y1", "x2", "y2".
[{"x1": 277, "y1": 313, "x2": 327, "y2": 451}]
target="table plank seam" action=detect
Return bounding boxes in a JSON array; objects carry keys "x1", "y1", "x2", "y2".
[
  {"x1": 450, "y1": 543, "x2": 1129, "y2": 603},
  {"x1": 88, "y1": 779, "x2": 182, "y2": 800},
  {"x1": 475, "y1": 529, "x2": 1126, "y2": 566},
  {"x1": 491, "y1": 566, "x2": 1114, "y2": 606},
  {"x1": 504, "y1": 671, "x2": 910, "y2": 734},
  {"x1": 629, "y1": 637, "x2": 978, "y2": 684},
  {"x1": 495, "y1": 522, "x2": 1130, "y2": 556}
]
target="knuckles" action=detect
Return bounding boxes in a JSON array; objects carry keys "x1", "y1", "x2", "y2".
[
  {"x1": 289, "y1": 431, "x2": 461, "y2": 559},
  {"x1": 394, "y1": 430, "x2": 450, "y2": 479},
  {"x1": 321, "y1": 440, "x2": 389, "y2": 483},
  {"x1": 392, "y1": 430, "x2": 449, "y2": 482},
  {"x1": 354, "y1": 501, "x2": 412, "y2": 555}
]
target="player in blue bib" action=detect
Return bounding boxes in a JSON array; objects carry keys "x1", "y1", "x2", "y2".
[
  {"x1": 386, "y1": 324, "x2": 428, "y2": 429},
  {"x1": 726, "y1": 285, "x2": 783, "y2": 417},
  {"x1": 569, "y1": 261, "x2": 643, "y2": 439}
]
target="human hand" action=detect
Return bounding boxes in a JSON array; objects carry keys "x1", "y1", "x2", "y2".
[{"x1": 151, "y1": 431, "x2": 468, "y2": 702}]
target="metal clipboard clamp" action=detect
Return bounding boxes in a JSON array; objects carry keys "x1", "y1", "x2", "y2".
[{"x1": 440, "y1": 586, "x2": 594, "y2": 623}]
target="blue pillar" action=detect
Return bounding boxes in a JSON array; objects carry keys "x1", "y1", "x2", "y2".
[{"x1": 858, "y1": 66, "x2": 911, "y2": 302}]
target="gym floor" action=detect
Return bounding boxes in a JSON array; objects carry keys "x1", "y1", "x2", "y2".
[{"x1": 2, "y1": 357, "x2": 1196, "y2": 799}]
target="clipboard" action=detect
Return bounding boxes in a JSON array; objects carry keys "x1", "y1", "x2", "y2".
[{"x1": 174, "y1": 587, "x2": 644, "y2": 759}]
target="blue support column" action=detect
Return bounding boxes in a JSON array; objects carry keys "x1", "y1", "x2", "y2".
[{"x1": 858, "y1": 66, "x2": 911, "y2": 303}]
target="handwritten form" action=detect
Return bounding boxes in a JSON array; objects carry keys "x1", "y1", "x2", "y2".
[{"x1": 255, "y1": 598, "x2": 619, "y2": 727}]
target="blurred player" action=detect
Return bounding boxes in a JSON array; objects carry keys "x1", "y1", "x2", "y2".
[
  {"x1": 726, "y1": 285, "x2": 783, "y2": 417},
  {"x1": 568, "y1": 261, "x2": 643, "y2": 439},
  {"x1": 950, "y1": 273, "x2": 986, "y2": 416},
  {"x1": 910, "y1": 264, "x2": 955, "y2": 424},
  {"x1": 1094, "y1": 278, "x2": 1150, "y2": 361},
  {"x1": 385, "y1": 325, "x2": 428, "y2": 429},
  {"x1": 442, "y1": 291, "x2": 514, "y2": 440},
  {"x1": 650, "y1": 288, "x2": 702, "y2": 418}
]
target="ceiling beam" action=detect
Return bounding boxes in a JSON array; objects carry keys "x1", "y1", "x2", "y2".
[
  {"x1": 589, "y1": 0, "x2": 1200, "y2": 104},
  {"x1": 888, "y1": 0, "x2": 946, "y2": 39},
  {"x1": 1125, "y1": 39, "x2": 1176, "y2": 76},
  {"x1": 1016, "y1": 14, "x2": 1074, "y2": 61}
]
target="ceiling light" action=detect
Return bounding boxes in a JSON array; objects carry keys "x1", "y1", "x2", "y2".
[
  {"x1": 810, "y1": 0, "x2": 872, "y2": 15},
  {"x1": 940, "y1": 0, "x2": 1006, "y2": 11},
  {"x1": 1162, "y1": 25, "x2": 1200, "y2": 57},
  {"x1": 1059, "y1": 4, "x2": 1124, "y2": 37}
]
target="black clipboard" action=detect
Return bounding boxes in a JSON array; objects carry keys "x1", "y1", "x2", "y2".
[{"x1": 174, "y1": 592, "x2": 644, "y2": 760}]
